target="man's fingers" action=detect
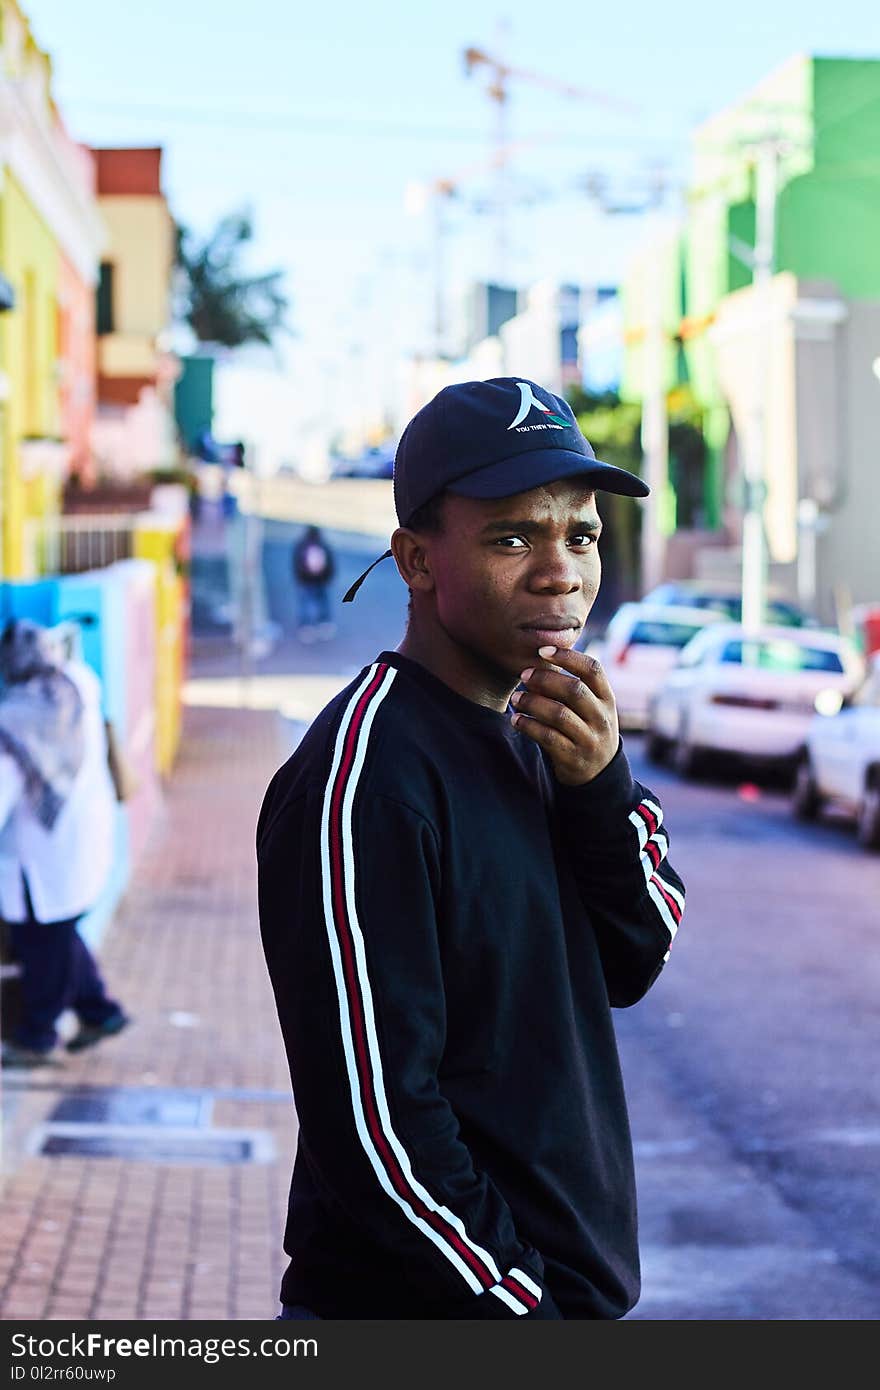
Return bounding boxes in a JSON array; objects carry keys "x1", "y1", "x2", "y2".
[
  {"x1": 520, "y1": 659, "x2": 613, "y2": 719},
  {"x1": 533, "y1": 644, "x2": 614, "y2": 701},
  {"x1": 510, "y1": 711, "x2": 578, "y2": 760},
  {"x1": 511, "y1": 690, "x2": 586, "y2": 737},
  {"x1": 519, "y1": 666, "x2": 603, "y2": 716}
]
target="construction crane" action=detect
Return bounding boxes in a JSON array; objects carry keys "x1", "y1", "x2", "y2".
[
  {"x1": 463, "y1": 46, "x2": 636, "y2": 112},
  {"x1": 463, "y1": 43, "x2": 637, "y2": 277}
]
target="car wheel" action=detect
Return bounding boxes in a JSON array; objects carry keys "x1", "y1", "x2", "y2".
[
  {"x1": 856, "y1": 776, "x2": 880, "y2": 851},
  {"x1": 673, "y1": 720, "x2": 701, "y2": 779},
  {"x1": 792, "y1": 752, "x2": 823, "y2": 821}
]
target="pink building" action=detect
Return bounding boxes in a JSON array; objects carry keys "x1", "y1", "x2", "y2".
[{"x1": 57, "y1": 246, "x2": 99, "y2": 485}]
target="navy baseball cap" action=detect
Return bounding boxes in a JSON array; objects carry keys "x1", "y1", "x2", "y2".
[{"x1": 343, "y1": 376, "x2": 648, "y2": 602}]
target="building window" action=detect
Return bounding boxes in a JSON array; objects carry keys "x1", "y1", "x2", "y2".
[{"x1": 97, "y1": 262, "x2": 115, "y2": 335}]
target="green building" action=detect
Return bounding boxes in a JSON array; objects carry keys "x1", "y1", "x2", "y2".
[{"x1": 622, "y1": 55, "x2": 880, "y2": 547}]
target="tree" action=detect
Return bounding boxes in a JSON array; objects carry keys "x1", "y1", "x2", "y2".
[
  {"x1": 175, "y1": 209, "x2": 290, "y2": 349},
  {"x1": 565, "y1": 385, "x2": 645, "y2": 610}
]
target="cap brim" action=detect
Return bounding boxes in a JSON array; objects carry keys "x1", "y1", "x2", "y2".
[{"x1": 445, "y1": 448, "x2": 649, "y2": 501}]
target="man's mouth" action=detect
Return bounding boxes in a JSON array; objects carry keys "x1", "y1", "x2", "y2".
[{"x1": 517, "y1": 618, "x2": 583, "y2": 648}]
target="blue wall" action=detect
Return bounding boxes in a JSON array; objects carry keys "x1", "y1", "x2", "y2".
[{"x1": 0, "y1": 562, "x2": 155, "y2": 950}]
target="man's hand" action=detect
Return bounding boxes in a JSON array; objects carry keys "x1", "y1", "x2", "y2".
[{"x1": 509, "y1": 644, "x2": 619, "y2": 786}]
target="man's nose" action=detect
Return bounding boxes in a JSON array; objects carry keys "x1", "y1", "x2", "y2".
[{"x1": 529, "y1": 546, "x2": 583, "y2": 593}]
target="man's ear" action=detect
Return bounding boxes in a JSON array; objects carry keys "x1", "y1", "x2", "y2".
[{"x1": 390, "y1": 527, "x2": 435, "y2": 595}]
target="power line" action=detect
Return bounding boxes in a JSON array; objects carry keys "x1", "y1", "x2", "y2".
[{"x1": 54, "y1": 96, "x2": 679, "y2": 150}]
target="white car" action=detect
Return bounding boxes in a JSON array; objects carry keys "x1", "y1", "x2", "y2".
[
  {"x1": 645, "y1": 623, "x2": 865, "y2": 776},
  {"x1": 582, "y1": 603, "x2": 727, "y2": 730},
  {"x1": 792, "y1": 653, "x2": 880, "y2": 850}
]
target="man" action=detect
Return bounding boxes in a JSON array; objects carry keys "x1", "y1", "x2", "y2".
[
  {"x1": 257, "y1": 377, "x2": 685, "y2": 1319},
  {"x1": 291, "y1": 524, "x2": 336, "y2": 642}
]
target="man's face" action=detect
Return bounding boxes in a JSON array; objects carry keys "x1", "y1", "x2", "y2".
[{"x1": 422, "y1": 478, "x2": 603, "y2": 682}]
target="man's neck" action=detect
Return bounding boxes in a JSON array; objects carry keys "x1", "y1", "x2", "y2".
[{"x1": 395, "y1": 622, "x2": 516, "y2": 714}]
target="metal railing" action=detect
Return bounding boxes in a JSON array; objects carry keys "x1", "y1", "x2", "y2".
[{"x1": 23, "y1": 514, "x2": 138, "y2": 577}]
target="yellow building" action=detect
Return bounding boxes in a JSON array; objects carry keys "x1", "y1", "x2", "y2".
[
  {"x1": 0, "y1": 169, "x2": 57, "y2": 576},
  {"x1": 91, "y1": 147, "x2": 179, "y2": 479},
  {"x1": 0, "y1": 0, "x2": 104, "y2": 577}
]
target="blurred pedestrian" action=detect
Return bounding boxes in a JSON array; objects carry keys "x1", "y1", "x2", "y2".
[
  {"x1": 292, "y1": 525, "x2": 336, "y2": 642},
  {"x1": 221, "y1": 441, "x2": 245, "y2": 519},
  {"x1": 186, "y1": 468, "x2": 203, "y2": 524},
  {"x1": 0, "y1": 619, "x2": 130, "y2": 1069},
  {"x1": 258, "y1": 377, "x2": 686, "y2": 1319}
]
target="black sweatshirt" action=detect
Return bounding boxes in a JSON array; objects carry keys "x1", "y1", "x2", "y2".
[{"x1": 257, "y1": 650, "x2": 685, "y2": 1320}]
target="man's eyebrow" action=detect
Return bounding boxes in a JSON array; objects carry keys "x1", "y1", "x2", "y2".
[{"x1": 480, "y1": 517, "x2": 603, "y2": 535}]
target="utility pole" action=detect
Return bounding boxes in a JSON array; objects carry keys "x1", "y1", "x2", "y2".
[
  {"x1": 581, "y1": 176, "x2": 673, "y2": 595},
  {"x1": 233, "y1": 441, "x2": 271, "y2": 706},
  {"x1": 640, "y1": 230, "x2": 670, "y2": 594},
  {"x1": 740, "y1": 140, "x2": 778, "y2": 636},
  {"x1": 463, "y1": 39, "x2": 514, "y2": 284},
  {"x1": 432, "y1": 191, "x2": 447, "y2": 357},
  {"x1": 407, "y1": 141, "x2": 545, "y2": 361},
  {"x1": 796, "y1": 497, "x2": 819, "y2": 610},
  {"x1": 236, "y1": 443, "x2": 256, "y2": 706}
]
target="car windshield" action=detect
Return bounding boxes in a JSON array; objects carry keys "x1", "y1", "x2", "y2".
[
  {"x1": 650, "y1": 589, "x2": 805, "y2": 626},
  {"x1": 694, "y1": 596, "x2": 739, "y2": 617},
  {"x1": 629, "y1": 620, "x2": 706, "y2": 648},
  {"x1": 765, "y1": 602, "x2": 812, "y2": 627},
  {"x1": 654, "y1": 591, "x2": 738, "y2": 617},
  {"x1": 718, "y1": 639, "x2": 844, "y2": 673}
]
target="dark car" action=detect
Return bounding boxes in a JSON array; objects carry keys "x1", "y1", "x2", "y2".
[
  {"x1": 334, "y1": 446, "x2": 395, "y2": 480},
  {"x1": 643, "y1": 582, "x2": 817, "y2": 629}
]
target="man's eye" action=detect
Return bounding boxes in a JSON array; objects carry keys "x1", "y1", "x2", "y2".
[{"x1": 493, "y1": 535, "x2": 598, "y2": 548}]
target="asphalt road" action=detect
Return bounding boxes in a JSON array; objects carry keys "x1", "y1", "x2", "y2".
[
  {"x1": 616, "y1": 742, "x2": 879, "y2": 1319},
  {"x1": 195, "y1": 505, "x2": 880, "y2": 1320}
]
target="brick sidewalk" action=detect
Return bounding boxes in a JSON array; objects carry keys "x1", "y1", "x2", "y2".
[{"x1": 0, "y1": 693, "x2": 295, "y2": 1321}]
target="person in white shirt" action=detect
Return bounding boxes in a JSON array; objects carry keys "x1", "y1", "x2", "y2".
[{"x1": 0, "y1": 619, "x2": 129, "y2": 1068}]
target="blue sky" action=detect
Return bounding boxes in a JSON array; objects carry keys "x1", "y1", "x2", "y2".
[{"x1": 23, "y1": 0, "x2": 880, "y2": 451}]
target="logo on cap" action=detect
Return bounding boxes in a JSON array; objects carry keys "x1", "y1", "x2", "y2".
[{"x1": 507, "y1": 381, "x2": 569, "y2": 432}]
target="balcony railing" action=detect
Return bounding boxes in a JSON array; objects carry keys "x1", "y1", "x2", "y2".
[
  {"x1": 22, "y1": 485, "x2": 190, "y2": 581},
  {"x1": 23, "y1": 514, "x2": 138, "y2": 577}
]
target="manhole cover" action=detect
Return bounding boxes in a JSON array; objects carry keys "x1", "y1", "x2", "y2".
[
  {"x1": 32, "y1": 1125, "x2": 276, "y2": 1165},
  {"x1": 49, "y1": 1087, "x2": 210, "y2": 1128},
  {"x1": 40, "y1": 1133, "x2": 250, "y2": 1163}
]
